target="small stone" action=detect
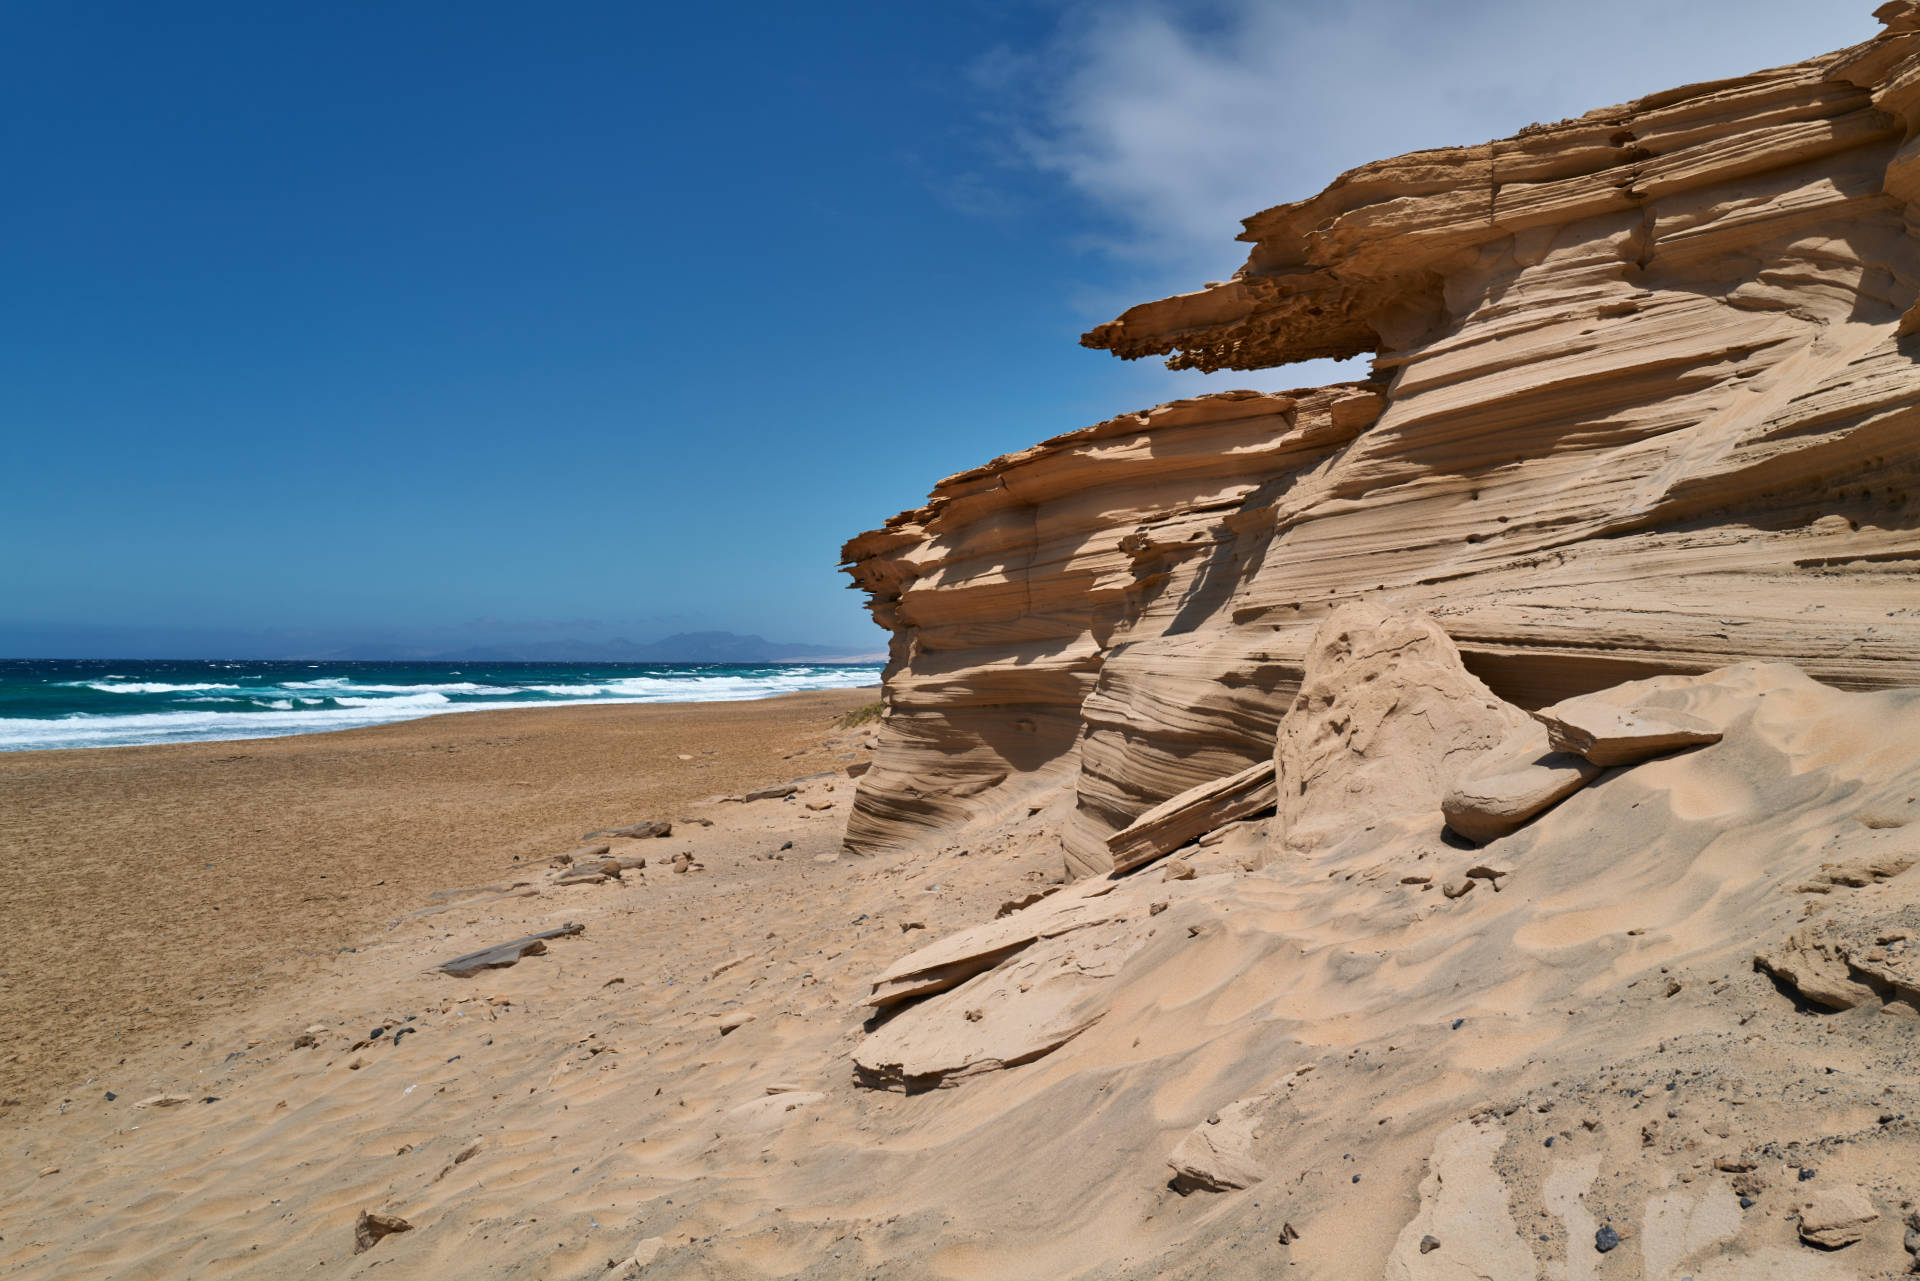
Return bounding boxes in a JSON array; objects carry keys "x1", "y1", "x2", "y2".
[
  {"x1": 620, "y1": 1237, "x2": 668, "y2": 1269},
  {"x1": 1149, "y1": 901, "x2": 1169, "y2": 916},
  {"x1": 1595, "y1": 1225, "x2": 1620, "y2": 1253},
  {"x1": 1419, "y1": 1235, "x2": 1441, "y2": 1254},
  {"x1": 1278, "y1": 1222, "x2": 1300, "y2": 1244},
  {"x1": 805, "y1": 801, "x2": 834, "y2": 812},
  {"x1": 133, "y1": 1094, "x2": 192, "y2": 1109},
  {"x1": 1162, "y1": 860, "x2": 1196, "y2": 882},
  {"x1": 353, "y1": 1210, "x2": 414, "y2": 1254},
  {"x1": 1441, "y1": 877, "x2": 1475, "y2": 899}
]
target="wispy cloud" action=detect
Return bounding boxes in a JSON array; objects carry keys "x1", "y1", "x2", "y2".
[{"x1": 982, "y1": 0, "x2": 1878, "y2": 276}]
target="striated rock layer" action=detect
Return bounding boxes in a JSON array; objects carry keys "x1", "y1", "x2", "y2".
[{"x1": 843, "y1": 6, "x2": 1920, "y2": 869}]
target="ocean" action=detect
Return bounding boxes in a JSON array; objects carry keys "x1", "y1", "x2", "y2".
[{"x1": 0, "y1": 659, "x2": 885, "y2": 752}]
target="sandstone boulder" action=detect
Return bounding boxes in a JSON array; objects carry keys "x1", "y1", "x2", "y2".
[
  {"x1": 1274, "y1": 605, "x2": 1530, "y2": 855},
  {"x1": 1798, "y1": 1186, "x2": 1878, "y2": 1248}
]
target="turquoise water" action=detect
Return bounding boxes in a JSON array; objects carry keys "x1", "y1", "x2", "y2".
[{"x1": 0, "y1": 659, "x2": 883, "y2": 751}]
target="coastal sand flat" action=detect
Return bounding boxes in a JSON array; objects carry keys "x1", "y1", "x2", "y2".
[{"x1": 0, "y1": 689, "x2": 874, "y2": 1113}]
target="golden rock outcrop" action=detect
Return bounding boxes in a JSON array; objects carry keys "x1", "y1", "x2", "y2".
[{"x1": 843, "y1": 4, "x2": 1920, "y2": 869}]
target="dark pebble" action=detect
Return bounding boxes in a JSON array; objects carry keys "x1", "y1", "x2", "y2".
[
  {"x1": 103, "y1": 1091, "x2": 116, "y2": 1101},
  {"x1": 1544, "y1": 1137, "x2": 1555, "y2": 1147},
  {"x1": 369, "y1": 1027, "x2": 385, "y2": 1040},
  {"x1": 1352, "y1": 1174, "x2": 1361, "y2": 1183},
  {"x1": 1451, "y1": 1018, "x2": 1464, "y2": 1030},
  {"x1": 781, "y1": 841, "x2": 794, "y2": 851},
  {"x1": 1798, "y1": 1167, "x2": 1817, "y2": 1182},
  {"x1": 1595, "y1": 1226, "x2": 1620, "y2": 1253},
  {"x1": 1739, "y1": 1196, "x2": 1754, "y2": 1209}
]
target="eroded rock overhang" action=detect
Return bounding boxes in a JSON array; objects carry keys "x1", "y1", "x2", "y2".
[{"x1": 841, "y1": 2, "x2": 1920, "y2": 867}]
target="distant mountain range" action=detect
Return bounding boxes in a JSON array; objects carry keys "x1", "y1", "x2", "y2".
[{"x1": 416, "y1": 632, "x2": 882, "y2": 663}]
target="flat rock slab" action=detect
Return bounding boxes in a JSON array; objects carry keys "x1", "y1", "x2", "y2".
[
  {"x1": 865, "y1": 876, "x2": 1122, "y2": 1007},
  {"x1": 1385, "y1": 1122, "x2": 1535, "y2": 1280},
  {"x1": 1443, "y1": 729, "x2": 1603, "y2": 843},
  {"x1": 1533, "y1": 700, "x2": 1722, "y2": 767},
  {"x1": 1107, "y1": 759, "x2": 1276, "y2": 874},
  {"x1": 1169, "y1": 1093, "x2": 1271, "y2": 1193},
  {"x1": 856, "y1": 925, "x2": 1141, "y2": 1091},
  {"x1": 1797, "y1": 1185, "x2": 1877, "y2": 1247},
  {"x1": 585, "y1": 820, "x2": 671, "y2": 839},
  {"x1": 729, "y1": 785, "x2": 798, "y2": 803},
  {"x1": 1754, "y1": 923, "x2": 1876, "y2": 1011},
  {"x1": 438, "y1": 923, "x2": 584, "y2": 978}
]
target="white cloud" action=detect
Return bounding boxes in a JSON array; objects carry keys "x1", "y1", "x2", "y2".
[{"x1": 999, "y1": 0, "x2": 1881, "y2": 288}]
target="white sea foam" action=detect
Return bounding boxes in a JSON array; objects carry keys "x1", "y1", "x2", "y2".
[
  {"x1": 75, "y1": 681, "x2": 240, "y2": 694},
  {"x1": 331, "y1": 692, "x2": 453, "y2": 709},
  {"x1": 281, "y1": 679, "x2": 499, "y2": 695},
  {"x1": 2, "y1": 666, "x2": 882, "y2": 751}
]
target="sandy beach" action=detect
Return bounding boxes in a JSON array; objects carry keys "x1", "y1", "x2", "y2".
[
  {"x1": 5, "y1": 666, "x2": 1920, "y2": 1279},
  {"x1": 0, "y1": 689, "x2": 876, "y2": 1115}
]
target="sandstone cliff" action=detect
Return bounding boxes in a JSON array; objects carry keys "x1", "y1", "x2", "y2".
[{"x1": 844, "y1": 5, "x2": 1920, "y2": 872}]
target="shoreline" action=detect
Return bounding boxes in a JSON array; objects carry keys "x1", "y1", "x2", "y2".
[
  {"x1": 0, "y1": 681, "x2": 881, "y2": 759},
  {"x1": 0, "y1": 687, "x2": 877, "y2": 1113}
]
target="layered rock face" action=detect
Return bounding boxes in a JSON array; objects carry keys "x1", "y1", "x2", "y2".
[{"x1": 843, "y1": 7, "x2": 1920, "y2": 869}]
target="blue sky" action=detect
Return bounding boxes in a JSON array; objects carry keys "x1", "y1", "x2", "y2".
[{"x1": 1, "y1": 1, "x2": 1876, "y2": 656}]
